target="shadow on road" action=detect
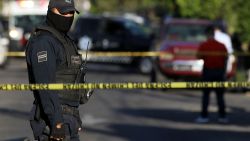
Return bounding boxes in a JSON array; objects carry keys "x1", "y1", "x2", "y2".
[
  {"x1": 86, "y1": 123, "x2": 250, "y2": 141},
  {"x1": 84, "y1": 106, "x2": 250, "y2": 141},
  {"x1": 0, "y1": 107, "x2": 29, "y2": 120},
  {"x1": 118, "y1": 107, "x2": 250, "y2": 126}
]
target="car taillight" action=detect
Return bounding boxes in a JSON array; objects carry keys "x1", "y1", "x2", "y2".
[
  {"x1": 20, "y1": 33, "x2": 31, "y2": 47},
  {"x1": 20, "y1": 35, "x2": 28, "y2": 46}
]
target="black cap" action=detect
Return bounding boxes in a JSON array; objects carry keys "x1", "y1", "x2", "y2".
[{"x1": 48, "y1": 0, "x2": 79, "y2": 14}]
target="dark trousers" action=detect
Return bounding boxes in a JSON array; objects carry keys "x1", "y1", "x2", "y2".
[
  {"x1": 150, "y1": 57, "x2": 158, "y2": 83},
  {"x1": 200, "y1": 68, "x2": 227, "y2": 118}
]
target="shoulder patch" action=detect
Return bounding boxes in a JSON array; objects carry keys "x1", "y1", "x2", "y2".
[{"x1": 37, "y1": 51, "x2": 47, "y2": 63}]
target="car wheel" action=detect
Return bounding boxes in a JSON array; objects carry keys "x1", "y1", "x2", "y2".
[{"x1": 139, "y1": 57, "x2": 153, "y2": 74}]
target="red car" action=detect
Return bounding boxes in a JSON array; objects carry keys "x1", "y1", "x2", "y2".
[{"x1": 157, "y1": 18, "x2": 236, "y2": 79}]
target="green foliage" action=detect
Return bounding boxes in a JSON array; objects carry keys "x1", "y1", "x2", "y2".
[
  {"x1": 176, "y1": 0, "x2": 250, "y2": 42},
  {"x1": 90, "y1": 0, "x2": 118, "y2": 13},
  {"x1": 235, "y1": 0, "x2": 250, "y2": 42}
]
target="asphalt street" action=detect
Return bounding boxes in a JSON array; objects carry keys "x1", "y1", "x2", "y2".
[{"x1": 0, "y1": 58, "x2": 250, "y2": 141}]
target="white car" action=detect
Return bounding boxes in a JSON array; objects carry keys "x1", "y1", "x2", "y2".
[{"x1": 0, "y1": 36, "x2": 9, "y2": 68}]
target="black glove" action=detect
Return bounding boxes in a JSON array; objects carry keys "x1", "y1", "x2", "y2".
[{"x1": 50, "y1": 123, "x2": 65, "y2": 140}]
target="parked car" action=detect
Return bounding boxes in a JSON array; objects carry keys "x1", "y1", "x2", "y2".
[
  {"x1": 71, "y1": 15, "x2": 154, "y2": 74},
  {"x1": 2, "y1": 0, "x2": 48, "y2": 51},
  {"x1": 0, "y1": 19, "x2": 9, "y2": 68},
  {"x1": 156, "y1": 18, "x2": 236, "y2": 80},
  {"x1": 8, "y1": 15, "x2": 46, "y2": 51}
]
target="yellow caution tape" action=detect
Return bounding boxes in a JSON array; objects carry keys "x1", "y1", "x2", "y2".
[
  {"x1": 83, "y1": 51, "x2": 163, "y2": 57},
  {"x1": 0, "y1": 51, "x2": 166, "y2": 57},
  {"x1": 0, "y1": 52, "x2": 26, "y2": 57},
  {"x1": 2, "y1": 51, "x2": 250, "y2": 57},
  {"x1": 0, "y1": 82, "x2": 249, "y2": 91}
]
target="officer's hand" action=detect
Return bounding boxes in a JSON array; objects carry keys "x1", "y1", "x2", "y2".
[{"x1": 50, "y1": 123, "x2": 65, "y2": 141}]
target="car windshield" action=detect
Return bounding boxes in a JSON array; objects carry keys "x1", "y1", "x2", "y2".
[
  {"x1": 76, "y1": 18, "x2": 101, "y2": 35},
  {"x1": 124, "y1": 20, "x2": 149, "y2": 37},
  {"x1": 164, "y1": 24, "x2": 208, "y2": 42},
  {"x1": 14, "y1": 15, "x2": 45, "y2": 32}
]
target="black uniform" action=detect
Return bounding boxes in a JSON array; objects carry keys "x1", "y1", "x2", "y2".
[
  {"x1": 26, "y1": 0, "x2": 91, "y2": 140},
  {"x1": 26, "y1": 22, "x2": 89, "y2": 141}
]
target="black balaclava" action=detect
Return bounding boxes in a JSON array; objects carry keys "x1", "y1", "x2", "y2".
[{"x1": 46, "y1": 10, "x2": 74, "y2": 33}]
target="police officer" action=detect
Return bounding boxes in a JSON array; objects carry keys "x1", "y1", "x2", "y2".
[{"x1": 26, "y1": 0, "x2": 92, "y2": 140}]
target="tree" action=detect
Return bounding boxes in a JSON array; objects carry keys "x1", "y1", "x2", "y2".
[
  {"x1": 235, "y1": 0, "x2": 250, "y2": 42},
  {"x1": 174, "y1": 0, "x2": 250, "y2": 42}
]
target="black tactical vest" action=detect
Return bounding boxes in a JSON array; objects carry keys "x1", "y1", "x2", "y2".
[{"x1": 34, "y1": 26, "x2": 83, "y2": 103}]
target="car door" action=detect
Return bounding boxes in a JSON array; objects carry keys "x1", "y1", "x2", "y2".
[
  {"x1": 123, "y1": 20, "x2": 152, "y2": 52},
  {"x1": 100, "y1": 19, "x2": 125, "y2": 51}
]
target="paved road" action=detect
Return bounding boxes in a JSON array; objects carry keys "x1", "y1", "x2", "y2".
[{"x1": 0, "y1": 59, "x2": 250, "y2": 141}]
